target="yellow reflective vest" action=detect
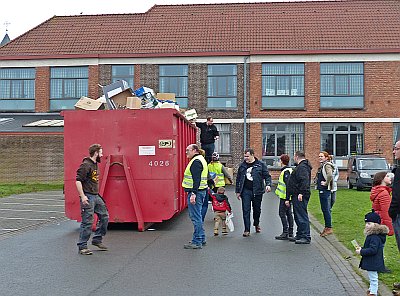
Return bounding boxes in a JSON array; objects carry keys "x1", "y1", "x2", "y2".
[
  {"x1": 275, "y1": 167, "x2": 293, "y2": 200},
  {"x1": 208, "y1": 161, "x2": 225, "y2": 187},
  {"x1": 182, "y1": 155, "x2": 208, "y2": 190}
]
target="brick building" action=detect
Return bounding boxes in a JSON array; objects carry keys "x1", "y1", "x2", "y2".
[{"x1": 0, "y1": 0, "x2": 399, "y2": 183}]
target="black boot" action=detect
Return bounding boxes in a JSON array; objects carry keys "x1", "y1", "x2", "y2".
[{"x1": 275, "y1": 233, "x2": 289, "y2": 240}]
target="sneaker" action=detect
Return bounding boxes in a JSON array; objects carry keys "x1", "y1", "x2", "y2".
[
  {"x1": 275, "y1": 233, "x2": 289, "y2": 240},
  {"x1": 222, "y1": 231, "x2": 228, "y2": 236},
  {"x1": 394, "y1": 283, "x2": 400, "y2": 289},
  {"x1": 214, "y1": 231, "x2": 219, "y2": 236},
  {"x1": 255, "y1": 225, "x2": 261, "y2": 233},
  {"x1": 202, "y1": 241, "x2": 207, "y2": 246},
  {"x1": 92, "y1": 242, "x2": 108, "y2": 251},
  {"x1": 295, "y1": 238, "x2": 311, "y2": 244},
  {"x1": 184, "y1": 243, "x2": 202, "y2": 249},
  {"x1": 243, "y1": 231, "x2": 250, "y2": 237},
  {"x1": 289, "y1": 236, "x2": 298, "y2": 242},
  {"x1": 79, "y1": 248, "x2": 93, "y2": 255}
]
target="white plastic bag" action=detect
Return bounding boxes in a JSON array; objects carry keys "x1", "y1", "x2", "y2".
[{"x1": 226, "y1": 212, "x2": 234, "y2": 232}]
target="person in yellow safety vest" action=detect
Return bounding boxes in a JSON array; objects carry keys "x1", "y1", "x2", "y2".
[
  {"x1": 208, "y1": 152, "x2": 233, "y2": 193},
  {"x1": 182, "y1": 144, "x2": 208, "y2": 249},
  {"x1": 274, "y1": 154, "x2": 294, "y2": 240}
]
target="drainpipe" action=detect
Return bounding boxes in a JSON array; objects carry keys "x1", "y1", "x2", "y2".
[{"x1": 243, "y1": 56, "x2": 249, "y2": 150}]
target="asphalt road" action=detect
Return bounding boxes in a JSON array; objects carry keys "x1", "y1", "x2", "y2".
[{"x1": 0, "y1": 188, "x2": 364, "y2": 296}]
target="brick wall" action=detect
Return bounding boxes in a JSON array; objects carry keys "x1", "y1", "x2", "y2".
[
  {"x1": 35, "y1": 67, "x2": 50, "y2": 112},
  {"x1": 0, "y1": 135, "x2": 64, "y2": 183},
  {"x1": 88, "y1": 65, "x2": 100, "y2": 99}
]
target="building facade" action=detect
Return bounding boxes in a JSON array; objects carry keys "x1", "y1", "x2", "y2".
[{"x1": 0, "y1": 0, "x2": 399, "y2": 182}]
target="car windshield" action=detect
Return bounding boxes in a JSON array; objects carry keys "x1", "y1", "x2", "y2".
[{"x1": 357, "y1": 158, "x2": 387, "y2": 170}]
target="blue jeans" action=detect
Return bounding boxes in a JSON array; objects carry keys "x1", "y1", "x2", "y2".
[
  {"x1": 201, "y1": 190, "x2": 209, "y2": 222},
  {"x1": 330, "y1": 191, "x2": 336, "y2": 210},
  {"x1": 77, "y1": 193, "x2": 109, "y2": 250},
  {"x1": 319, "y1": 189, "x2": 332, "y2": 228},
  {"x1": 241, "y1": 187, "x2": 262, "y2": 232},
  {"x1": 201, "y1": 143, "x2": 215, "y2": 163},
  {"x1": 393, "y1": 215, "x2": 400, "y2": 252},
  {"x1": 187, "y1": 190, "x2": 206, "y2": 246},
  {"x1": 367, "y1": 271, "x2": 378, "y2": 295},
  {"x1": 292, "y1": 194, "x2": 311, "y2": 241}
]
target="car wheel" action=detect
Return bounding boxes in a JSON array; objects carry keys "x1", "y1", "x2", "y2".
[{"x1": 347, "y1": 179, "x2": 353, "y2": 189}]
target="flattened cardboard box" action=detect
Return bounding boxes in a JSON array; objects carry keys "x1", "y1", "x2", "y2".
[
  {"x1": 157, "y1": 93, "x2": 176, "y2": 102},
  {"x1": 126, "y1": 97, "x2": 142, "y2": 109},
  {"x1": 225, "y1": 167, "x2": 234, "y2": 185},
  {"x1": 75, "y1": 96, "x2": 104, "y2": 110}
]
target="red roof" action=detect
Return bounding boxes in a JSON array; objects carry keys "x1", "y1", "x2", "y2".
[{"x1": 0, "y1": 0, "x2": 399, "y2": 59}]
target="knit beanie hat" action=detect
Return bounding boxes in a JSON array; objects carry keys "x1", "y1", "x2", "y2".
[{"x1": 364, "y1": 211, "x2": 381, "y2": 224}]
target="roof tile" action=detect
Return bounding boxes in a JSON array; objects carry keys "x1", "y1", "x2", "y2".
[{"x1": 0, "y1": 0, "x2": 399, "y2": 58}]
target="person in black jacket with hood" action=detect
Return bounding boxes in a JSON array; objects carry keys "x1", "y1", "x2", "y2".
[
  {"x1": 236, "y1": 148, "x2": 271, "y2": 237},
  {"x1": 285, "y1": 151, "x2": 312, "y2": 244},
  {"x1": 356, "y1": 211, "x2": 389, "y2": 296}
]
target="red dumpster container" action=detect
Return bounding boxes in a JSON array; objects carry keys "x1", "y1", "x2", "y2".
[{"x1": 62, "y1": 109, "x2": 196, "y2": 231}]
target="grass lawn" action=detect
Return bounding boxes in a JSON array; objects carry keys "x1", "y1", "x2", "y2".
[
  {"x1": 308, "y1": 188, "x2": 400, "y2": 287},
  {"x1": 0, "y1": 183, "x2": 64, "y2": 198}
]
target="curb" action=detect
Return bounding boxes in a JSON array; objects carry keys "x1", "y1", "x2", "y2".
[{"x1": 309, "y1": 213, "x2": 393, "y2": 296}]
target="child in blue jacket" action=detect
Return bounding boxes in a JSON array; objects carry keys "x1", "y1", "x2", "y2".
[{"x1": 356, "y1": 211, "x2": 389, "y2": 296}]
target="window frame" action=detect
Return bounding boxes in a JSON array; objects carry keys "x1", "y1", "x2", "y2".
[
  {"x1": 320, "y1": 62, "x2": 364, "y2": 109},
  {"x1": 111, "y1": 65, "x2": 134, "y2": 88},
  {"x1": 0, "y1": 68, "x2": 36, "y2": 111},
  {"x1": 320, "y1": 123, "x2": 364, "y2": 168},
  {"x1": 261, "y1": 123, "x2": 304, "y2": 168},
  {"x1": 261, "y1": 63, "x2": 305, "y2": 110},
  {"x1": 50, "y1": 66, "x2": 89, "y2": 110},
  {"x1": 207, "y1": 64, "x2": 237, "y2": 109},
  {"x1": 159, "y1": 65, "x2": 188, "y2": 108},
  {"x1": 214, "y1": 123, "x2": 231, "y2": 155}
]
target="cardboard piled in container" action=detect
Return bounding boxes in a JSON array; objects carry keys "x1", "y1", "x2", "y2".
[{"x1": 75, "y1": 96, "x2": 105, "y2": 110}]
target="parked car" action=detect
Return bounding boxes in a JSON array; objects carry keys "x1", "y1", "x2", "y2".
[{"x1": 347, "y1": 155, "x2": 390, "y2": 190}]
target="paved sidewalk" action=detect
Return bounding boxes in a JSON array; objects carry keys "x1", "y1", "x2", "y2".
[
  {"x1": 0, "y1": 191, "x2": 66, "y2": 239},
  {"x1": 0, "y1": 188, "x2": 392, "y2": 295}
]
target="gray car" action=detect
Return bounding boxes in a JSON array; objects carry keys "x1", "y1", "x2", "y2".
[{"x1": 347, "y1": 155, "x2": 390, "y2": 190}]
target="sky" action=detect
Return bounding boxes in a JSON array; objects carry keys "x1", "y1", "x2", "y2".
[{"x1": 1, "y1": 0, "x2": 322, "y2": 40}]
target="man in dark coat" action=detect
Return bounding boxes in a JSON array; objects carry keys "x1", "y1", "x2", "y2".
[
  {"x1": 195, "y1": 116, "x2": 219, "y2": 163},
  {"x1": 235, "y1": 148, "x2": 271, "y2": 237},
  {"x1": 285, "y1": 151, "x2": 312, "y2": 244},
  {"x1": 389, "y1": 141, "x2": 400, "y2": 293}
]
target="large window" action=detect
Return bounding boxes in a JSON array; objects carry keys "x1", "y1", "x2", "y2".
[
  {"x1": 262, "y1": 63, "x2": 304, "y2": 109},
  {"x1": 320, "y1": 63, "x2": 364, "y2": 109},
  {"x1": 159, "y1": 65, "x2": 188, "y2": 108},
  {"x1": 207, "y1": 64, "x2": 237, "y2": 109},
  {"x1": 50, "y1": 67, "x2": 88, "y2": 110},
  {"x1": 0, "y1": 68, "x2": 35, "y2": 110},
  {"x1": 262, "y1": 123, "x2": 304, "y2": 167},
  {"x1": 112, "y1": 65, "x2": 134, "y2": 87},
  {"x1": 214, "y1": 123, "x2": 231, "y2": 155},
  {"x1": 321, "y1": 123, "x2": 363, "y2": 167}
]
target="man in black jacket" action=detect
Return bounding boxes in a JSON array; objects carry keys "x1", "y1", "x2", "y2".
[
  {"x1": 389, "y1": 141, "x2": 400, "y2": 253},
  {"x1": 195, "y1": 116, "x2": 219, "y2": 163},
  {"x1": 285, "y1": 151, "x2": 312, "y2": 244},
  {"x1": 235, "y1": 148, "x2": 271, "y2": 237},
  {"x1": 390, "y1": 141, "x2": 400, "y2": 293}
]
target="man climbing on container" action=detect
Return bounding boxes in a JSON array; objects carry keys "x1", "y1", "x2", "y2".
[
  {"x1": 195, "y1": 116, "x2": 219, "y2": 163},
  {"x1": 76, "y1": 143, "x2": 109, "y2": 255},
  {"x1": 182, "y1": 144, "x2": 208, "y2": 249}
]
